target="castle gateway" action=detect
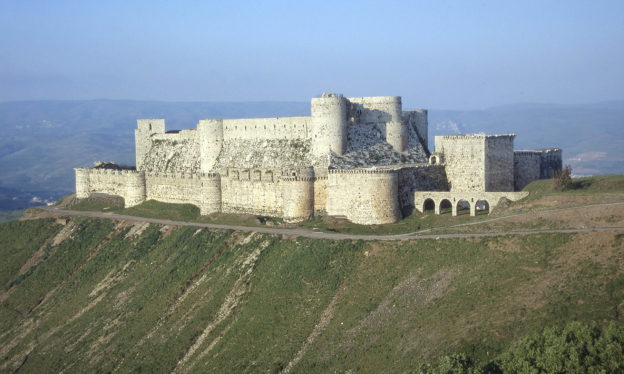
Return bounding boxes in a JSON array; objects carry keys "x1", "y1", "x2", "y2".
[{"x1": 75, "y1": 94, "x2": 562, "y2": 224}]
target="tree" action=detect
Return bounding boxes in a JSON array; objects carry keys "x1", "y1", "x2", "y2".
[{"x1": 494, "y1": 322, "x2": 624, "y2": 373}]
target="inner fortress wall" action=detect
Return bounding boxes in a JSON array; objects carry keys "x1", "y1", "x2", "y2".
[
  {"x1": 345, "y1": 97, "x2": 407, "y2": 153},
  {"x1": 311, "y1": 95, "x2": 348, "y2": 156},
  {"x1": 403, "y1": 110, "x2": 428, "y2": 150},
  {"x1": 539, "y1": 148, "x2": 563, "y2": 178},
  {"x1": 220, "y1": 169, "x2": 283, "y2": 216},
  {"x1": 198, "y1": 119, "x2": 223, "y2": 173},
  {"x1": 135, "y1": 119, "x2": 165, "y2": 171},
  {"x1": 151, "y1": 128, "x2": 198, "y2": 141},
  {"x1": 142, "y1": 130, "x2": 200, "y2": 174},
  {"x1": 514, "y1": 151, "x2": 542, "y2": 190},
  {"x1": 484, "y1": 135, "x2": 515, "y2": 191},
  {"x1": 435, "y1": 135, "x2": 486, "y2": 192},
  {"x1": 347, "y1": 96, "x2": 402, "y2": 123},
  {"x1": 326, "y1": 169, "x2": 401, "y2": 224},
  {"x1": 222, "y1": 117, "x2": 311, "y2": 140},
  {"x1": 397, "y1": 164, "x2": 448, "y2": 212}
]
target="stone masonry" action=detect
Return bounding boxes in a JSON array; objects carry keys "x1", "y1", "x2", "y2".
[{"x1": 75, "y1": 94, "x2": 562, "y2": 224}]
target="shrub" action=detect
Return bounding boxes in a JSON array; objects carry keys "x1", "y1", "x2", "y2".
[
  {"x1": 553, "y1": 165, "x2": 573, "y2": 191},
  {"x1": 411, "y1": 354, "x2": 482, "y2": 374},
  {"x1": 410, "y1": 322, "x2": 624, "y2": 373}
]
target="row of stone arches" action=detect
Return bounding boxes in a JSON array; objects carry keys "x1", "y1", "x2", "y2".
[{"x1": 422, "y1": 198, "x2": 490, "y2": 216}]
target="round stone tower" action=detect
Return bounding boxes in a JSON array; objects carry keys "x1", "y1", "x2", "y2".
[
  {"x1": 384, "y1": 96, "x2": 403, "y2": 122},
  {"x1": 311, "y1": 93, "x2": 347, "y2": 157},
  {"x1": 124, "y1": 171, "x2": 146, "y2": 207},
  {"x1": 199, "y1": 173, "x2": 222, "y2": 215},
  {"x1": 198, "y1": 119, "x2": 224, "y2": 173},
  {"x1": 386, "y1": 121, "x2": 407, "y2": 152},
  {"x1": 282, "y1": 167, "x2": 315, "y2": 222},
  {"x1": 381, "y1": 96, "x2": 405, "y2": 152}
]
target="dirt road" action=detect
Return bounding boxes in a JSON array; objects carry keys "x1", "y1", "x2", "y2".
[{"x1": 37, "y1": 206, "x2": 624, "y2": 241}]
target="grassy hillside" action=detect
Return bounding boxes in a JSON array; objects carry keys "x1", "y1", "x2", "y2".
[
  {"x1": 1, "y1": 212, "x2": 622, "y2": 372},
  {"x1": 523, "y1": 173, "x2": 624, "y2": 194}
]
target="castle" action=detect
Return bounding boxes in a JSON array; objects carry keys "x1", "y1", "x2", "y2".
[{"x1": 74, "y1": 94, "x2": 562, "y2": 224}]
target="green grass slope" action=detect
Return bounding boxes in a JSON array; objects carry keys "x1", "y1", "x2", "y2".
[
  {"x1": 523, "y1": 174, "x2": 624, "y2": 194},
  {"x1": 1, "y1": 214, "x2": 622, "y2": 373}
]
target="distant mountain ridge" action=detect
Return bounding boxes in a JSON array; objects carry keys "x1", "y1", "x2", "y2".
[
  {"x1": 0, "y1": 99, "x2": 622, "y2": 210},
  {"x1": 483, "y1": 100, "x2": 624, "y2": 111}
]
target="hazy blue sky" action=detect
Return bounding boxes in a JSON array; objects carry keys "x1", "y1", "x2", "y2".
[{"x1": 1, "y1": 0, "x2": 623, "y2": 108}]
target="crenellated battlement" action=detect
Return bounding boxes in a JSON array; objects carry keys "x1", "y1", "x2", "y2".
[
  {"x1": 281, "y1": 176, "x2": 316, "y2": 182},
  {"x1": 328, "y1": 168, "x2": 397, "y2": 175},
  {"x1": 81, "y1": 168, "x2": 143, "y2": 177},
  {"x1": 145, "y1": 172, "x2": 220, "y2": 179},
  {"x1": 438, "y1": 133, "x2": 516, "y2": 140}
]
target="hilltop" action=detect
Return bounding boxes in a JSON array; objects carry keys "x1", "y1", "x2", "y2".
[
  {"x1": 0, "y1": 176, "x2": 623, "y2": 372},
  {"x1": 1, "y1": 100, "x2": 622, "y2": 214}
]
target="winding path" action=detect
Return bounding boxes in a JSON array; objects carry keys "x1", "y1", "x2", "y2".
[{"x1": 37, "y1": 204, "x2": 624, "y2": 241}]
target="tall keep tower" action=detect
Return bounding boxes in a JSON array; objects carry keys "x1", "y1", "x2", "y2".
[
  {"x1": 311, "y1": 93, "x2": 347, "y2": 157},
  {"x1": 198, "y1": 119, "x2": 224, "y2": 173}
]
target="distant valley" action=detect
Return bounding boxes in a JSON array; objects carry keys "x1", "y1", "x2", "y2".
[{"x1": 0, "y1": 99, "x2": 622, "y2": 211}]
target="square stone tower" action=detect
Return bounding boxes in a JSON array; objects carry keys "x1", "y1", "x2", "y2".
[{"x1": 434, "y1": 134, "x2": 515, "y2": 192}]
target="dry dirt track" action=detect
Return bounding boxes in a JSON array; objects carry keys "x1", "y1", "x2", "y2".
[{"x1": 37, "y1": 205, "x2": 624, "y2": 241}]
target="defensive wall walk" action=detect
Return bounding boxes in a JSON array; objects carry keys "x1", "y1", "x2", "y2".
[{"x1": 35, "y1": 203, "x2": 624, "y2": 241}]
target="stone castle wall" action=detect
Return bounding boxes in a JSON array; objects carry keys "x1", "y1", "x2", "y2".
[
  {"x1": 514, "y1": 151, "x2": 542, "y2": 190},
  {"x1": 220, "y1": 169, "x2": 283, "y2": 216},
  {"x1": 222, "y1": 117, "x2": 311, "y2": 140},
  {"x1": 75, "y1": 94, "x2": 561, "y2": 225},
  {"x1": 198, "y1": 119, "x2": 223, "y2": 173},
  {"x1": 282, "y1": 176, "x2": 315, "y2": 221},
  {"x1": 435, "y1": 134, "x2": 515, "y2": 192},
  {"x1": 397, "y1": 164, "x2": 448, "y2": 213},
  {"x1": 485, "y1": 135, "x2": 515, "y2": 191},
  {"x1": 326, "y1": 169, "x2": 401, "y2": 225},
  {"x1": 75, "y1": 168, "x2": 146, "y2": 208},
  {"x1": 311, "y1": 95, "x2": 348, "y2": 156},
  {"x1": 135, "y1": 119, "x2": 165, "y2": 170},
  {"x1": 539, "y1": 148, "x2": 563, "y2": 178},
  {"x1": 403, "y1": 110, "x2": 428, "y2": 151},
  {"x1": 145, "y1": 172, "x2": 221, "y2": 215},
  {"x1": 435, "y1": 135, "x2": 486, "y2": 191},
  {"x1": 140, "y1": 128, "x2": 201, "y2": 174},
  {"x1": 513, "y1": 148, "x2": 563, "y2": 190},
  {"x1": 346, "y1": 96, "x2": 402, "y2": 123},
  {"x1": 345, "y1": 96, "x2": 408, "y2": 153},
  {"x1": 313, "y1": 177, "x2": 328, "y2": 215}
]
